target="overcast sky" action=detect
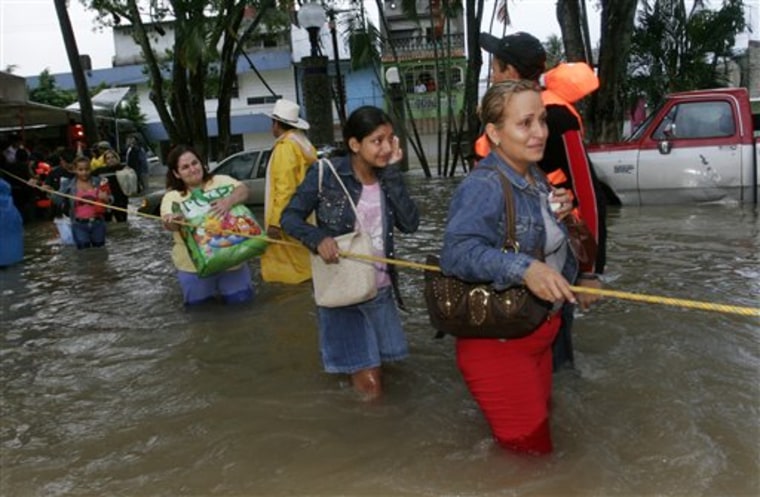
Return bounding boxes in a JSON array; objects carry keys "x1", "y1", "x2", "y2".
[{"x1": 0, "y1": 0, "x2": 757, "y2": 77}]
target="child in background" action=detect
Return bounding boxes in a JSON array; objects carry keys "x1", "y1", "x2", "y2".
[{"x1": 55, "y1": 156, "x2": 112, "y2": 249}]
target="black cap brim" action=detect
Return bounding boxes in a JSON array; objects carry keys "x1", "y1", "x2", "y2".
[{"x1": 479, "y1": 33, "x2": 502, "y2": 54}]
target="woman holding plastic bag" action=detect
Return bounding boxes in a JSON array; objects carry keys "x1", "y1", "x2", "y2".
[{"x1": 160, "y1": 145, "x2": 265, "y2": 306}]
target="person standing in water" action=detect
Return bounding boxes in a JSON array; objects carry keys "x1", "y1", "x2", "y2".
[
  {"x1": 281, "y1": 106, "x2": 419, "y2": 400},
  {"x1": 261, "y1": 99, "x2": 317, "y2": 284}
]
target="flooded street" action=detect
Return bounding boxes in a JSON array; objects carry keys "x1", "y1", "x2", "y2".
[{"x1": 1, "y1": 174, "x2": 759, "y2": 497}]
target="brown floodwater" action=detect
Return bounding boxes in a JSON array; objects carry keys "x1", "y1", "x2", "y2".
[{"x1": 1, "y1": 173, "x2": 758, "y2": 496}]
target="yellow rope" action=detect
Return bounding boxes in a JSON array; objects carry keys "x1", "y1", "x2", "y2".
[
  {"x1": 5, "y1": 168, "x2": 759, "y2": 318},
  {"x1": 337, "y1": 251, "x2": 760, "y2": 317}
]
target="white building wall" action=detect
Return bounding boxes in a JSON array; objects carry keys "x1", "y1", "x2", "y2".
[
  {"x1": 235, "y1": 69, "x2": 297, "y2": 112},
  {"x1": 113, "y1": 24, "x2": 176, "y2": 67},
  {"x1": 111, "y1": 19, "x2": 300, "y2": 152},
  {"x1": 131, "y1": 67, "x2": 298, "y2": 151},
  {"x1": 749, "y1": 40, "x2": 760, "y2": 98},
  {"x1": 134, "y1": 68, "x2": 296, "y2": 123}
]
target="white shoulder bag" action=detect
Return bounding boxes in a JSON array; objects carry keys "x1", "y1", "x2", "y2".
[
  {"x1": 115, "y1": 166, "x2": 139, "y2": 196},
  {"x1": 310, "y1": 159, "x2": 378, "y2": 308}
]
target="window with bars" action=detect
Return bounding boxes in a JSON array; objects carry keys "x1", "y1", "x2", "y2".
[{"x1": 402, "y1": 64, "x2": 463, "y2": 93}]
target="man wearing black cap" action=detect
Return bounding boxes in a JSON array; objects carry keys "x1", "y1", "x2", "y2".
[
  {"x1": 478, "y1": 31, "x2": 548, "y2": 81},
  {"x1": 477, "y1": 31, "x2": 608, "y2": 371}
]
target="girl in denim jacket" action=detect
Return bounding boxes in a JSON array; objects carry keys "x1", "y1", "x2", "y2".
[
  {"x1": 281, "y1": 106, "x2": 419, "y2": 400},
  {"x1": 440, "y1": 80, "x2": 579, "y2": 454},
  {"x1": 55, "y1": 156, "x2": 112, "y2": 249}
]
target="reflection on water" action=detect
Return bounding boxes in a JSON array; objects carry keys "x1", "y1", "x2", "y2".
[{"x1": 1, "y1": 179, "x2": 759, "y2": 497}]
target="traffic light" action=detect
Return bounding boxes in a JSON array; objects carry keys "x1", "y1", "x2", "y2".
[{"x1": 69, "y1": 123, "x2": 85, "y2": 147}]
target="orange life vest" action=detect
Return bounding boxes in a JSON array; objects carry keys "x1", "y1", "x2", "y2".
[
  {"x1": 475, "y1": 62, "x2": 598, "y2": 159},
  {"x1": 34, "y1": 162, "x2": 53, "y2": 209}
]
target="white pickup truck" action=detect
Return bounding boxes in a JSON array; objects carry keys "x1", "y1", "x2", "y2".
[{"x1": 587, "y1": 87, "x2": 760, "y2": 206}]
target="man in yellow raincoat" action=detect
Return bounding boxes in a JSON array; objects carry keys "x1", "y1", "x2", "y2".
[{"x1": 261, "y1": 99, "x2": 317, "y2": 284}]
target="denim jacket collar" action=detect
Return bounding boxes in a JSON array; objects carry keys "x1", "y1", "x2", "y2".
[{"x1": 479, "y1": 152, "x2": 548, "y2": 194}]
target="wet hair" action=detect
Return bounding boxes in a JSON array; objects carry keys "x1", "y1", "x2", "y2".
[
  {"x1": 103, "y1": 149, "x2": 120, "y2": 162},
  {"x1": 165, "y1": 144, "x2": 211, "y2": 191},
  {"x1": 15, "y1": 148, "x2": 30, "y2": 163},
  {"x1": 72, "y1": 155, "x2": 91, "y2": 170},
  {"x1": 479, "y1": 79, "x2": 542, "y2": 128},
  {"x1": 343, "y1": 106, "x2": 394, "y2": 145}
]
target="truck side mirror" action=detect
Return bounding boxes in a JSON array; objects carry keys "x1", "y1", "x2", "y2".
[{"x1": 658, "y1": 140, "x2": 672, "y2": 155}]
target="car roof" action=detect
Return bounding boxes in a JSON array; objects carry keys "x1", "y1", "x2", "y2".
[{"x1": 208, "y1": 147, "x2": 271, "y2": 173}]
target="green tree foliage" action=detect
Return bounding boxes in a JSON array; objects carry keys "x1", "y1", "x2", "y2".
[
  {"x1": 81, "y1": 0, "x2": 286, "y2": 160},
  {"x1": 543, "y1": 35, "x2": 565, "y2": 70},
  {"x1": 28, "y1": 70, "x2": 78, "y2": 108},
  {"x1": 628, "y1": 0, "x2": 746, "y2": 109},
  {"x1": 115, "y1": 94, "x2": 148, "y2": 128},
  {"x1": 489, "y1": 0, "x2": 637, "y2": 143}
]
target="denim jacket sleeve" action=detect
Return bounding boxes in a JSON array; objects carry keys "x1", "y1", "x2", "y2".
[
  {"x1": 280, "y1": 162, "x2": 330, "y2": 253},
  {"x1": 439, "y1": 169, "x2": 535, "y2": 290},
  {"x1": 53, "y1": 177, "x2": 72, "y2": 209},
  {"x1": 377, "y1": 164, "x2": 419, "y2": 233}
]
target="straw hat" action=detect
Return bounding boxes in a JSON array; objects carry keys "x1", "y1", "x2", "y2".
[{"x1": 268, "y1": 99, "x2": 310, "y2": 130}]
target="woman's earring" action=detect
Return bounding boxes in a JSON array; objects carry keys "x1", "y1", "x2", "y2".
[{"x1": 494, "y1": 141, "x2": 501, "y2": 147}]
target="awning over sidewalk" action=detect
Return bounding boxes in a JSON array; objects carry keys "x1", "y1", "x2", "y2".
[{"x1": 0, "y1": 72, "x2": 80, "y2": 130}]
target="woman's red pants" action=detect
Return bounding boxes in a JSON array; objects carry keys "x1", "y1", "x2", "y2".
[{"x1": 456, "y1": 314, "x2": 561, "y2": 455}]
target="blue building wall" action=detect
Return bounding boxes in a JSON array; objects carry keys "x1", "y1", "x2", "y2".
[
  {"x1": 26, "y1": 49, "x2": 294, "y2": 90},
  {"x1": 342, "y1": 66, "x2": 384, "y2": 114},
  {"x1": 24, "y1": 51, "x2": 383, "y2": 144}
]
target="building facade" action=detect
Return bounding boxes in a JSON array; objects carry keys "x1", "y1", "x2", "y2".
[
  {"x1": 380, "y1": 0, "x2": 466, "y2": 132},
  {"x1": 25, "y1": 15, "x2": 382, "y2": 159}
]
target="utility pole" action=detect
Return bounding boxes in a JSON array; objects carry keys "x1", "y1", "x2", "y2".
[
  {"x1": 298, "y1": 2, "x2": 335, "y2": 147},
  {"x1": 327, "y1": 9, "x2": 347, "y2": 129},
  {"x1": 53, "y1": 0, "x2": 99, "y2": 148}
]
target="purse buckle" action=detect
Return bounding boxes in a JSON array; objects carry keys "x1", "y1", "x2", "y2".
[
  {"x1": 468, "y1": 286, "x2": 490, "y2": 325},
  {"x1": 502, "y1": 241, "x2": 520, "y2": 253}
]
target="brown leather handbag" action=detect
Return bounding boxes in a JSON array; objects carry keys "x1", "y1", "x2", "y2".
[
  {"x1": 564, "y1": 213, "x2": 597, "y2": 267},
  {"x1": 424, "y1": 171, "x2": 552, "y2": 339}
]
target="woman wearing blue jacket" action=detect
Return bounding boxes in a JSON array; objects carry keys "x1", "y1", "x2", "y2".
[
  {"x1": 440, "y1": 80, "x2": 579, "y2": 454},
  {"x1": 281, "y1": 106, "x2": 419, "y2": 401}
]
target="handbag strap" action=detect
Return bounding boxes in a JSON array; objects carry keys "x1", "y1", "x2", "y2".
[
  {"x1": 483, "y1": 166, "x2": 517, "y2": 252},
  {"x1": 317, "y1": 158, "x2": 363, "y2": 230}
]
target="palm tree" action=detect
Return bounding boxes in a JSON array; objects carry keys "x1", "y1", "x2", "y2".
[{"x1": 628, "y1": 0, "x2": 747, "y2": 109}]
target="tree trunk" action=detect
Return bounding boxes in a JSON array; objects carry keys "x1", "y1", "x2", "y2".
[
  {"x1": 168, "y1": 3, "x2": 209, "y2": 161},
  {"x1": 217, "y1": 0, "x2": 275, "y2": 161},
  {"x1": 124, "y1": 0, "x2": 180, "y2": 146},
  {"x1": 53, "y1": 0, "x2": 99, "y2": 146},
  {"x1": 587, "y1": 0, "x2": 638, "y2": 143},
  {"x1": 556, "y1": 0, "x2": 587, "y2": 62},
  {"x1": 216, "y1": 2, "x2": 244, "y2": 161},
  {"x1": 461, "y1": 0, "x2": 484, "y2": 173}
]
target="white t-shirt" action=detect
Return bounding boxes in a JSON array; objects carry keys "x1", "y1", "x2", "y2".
[{"x1": 356, "y1": 182, "x2": 390, "y2": 288}]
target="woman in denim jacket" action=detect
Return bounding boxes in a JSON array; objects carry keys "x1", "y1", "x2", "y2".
[
  {"x1": 281, "y1": 106, "x2": 419, "y2": 400},
  {"x1": 440, "y1": 80, "x2": 578, "y2": 454}
]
